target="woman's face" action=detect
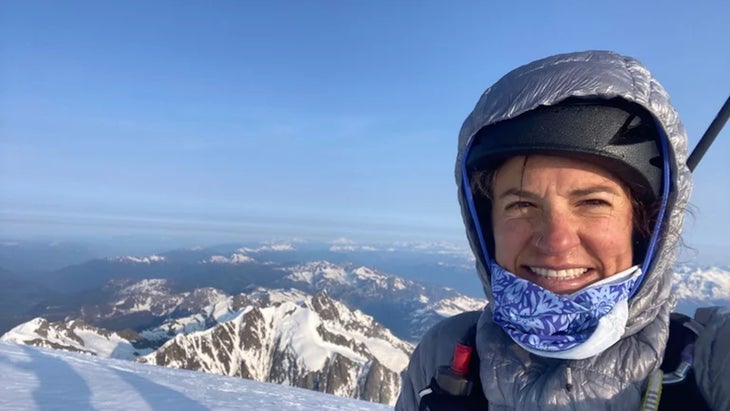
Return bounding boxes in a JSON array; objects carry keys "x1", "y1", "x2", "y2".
[{"x1": 491, "y1": 155, "x2": 634, "y2": 294}]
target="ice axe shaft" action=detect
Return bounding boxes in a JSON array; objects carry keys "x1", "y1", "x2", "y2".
[{"x1": 687, "y1": 95, "x2": 730, "y2": 172}]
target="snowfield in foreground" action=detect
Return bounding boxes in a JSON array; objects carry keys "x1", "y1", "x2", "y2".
[{"x1": 0, "y1": 341, "x2": 389, "y2": 411}]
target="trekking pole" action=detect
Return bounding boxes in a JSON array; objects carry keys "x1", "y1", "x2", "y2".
[{"x1": 687, "y1": 95, "x2": 730, "y2": 172}]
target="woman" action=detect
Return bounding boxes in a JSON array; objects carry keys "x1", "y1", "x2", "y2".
[{"x1": 396, "y1": 51, "x2": 730, "y2": 410}]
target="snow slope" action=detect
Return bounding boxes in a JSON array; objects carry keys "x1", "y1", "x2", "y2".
[
  {"x1": 0, "y1": 341, "x2": 389, "y2": 411},
  {"x1": 2, "y1": 318, "x2": 150, "y2": 360}
]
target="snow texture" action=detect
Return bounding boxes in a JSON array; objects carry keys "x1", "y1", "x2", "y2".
[
  {"x1": 108, "y1": 255, "x2": 166, "y2": 264},
  {"x1": 0, "y1": 341, "x2": 389, "y2": 411},
  {"x1": 672, "y1": 265, "x2": 730, "y2": 314},
  {"x1": 239, "y1": 243, "x2": 296, "y2": 252},
  {"x1": 206, "y1": 253, "x2": 255, "y2": 264},
  {"x1": 2, "y1": 318, "x2": 150, "y2": 360}
]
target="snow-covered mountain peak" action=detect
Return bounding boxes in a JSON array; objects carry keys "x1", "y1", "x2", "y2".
[
  {"x1": 140, "y1": 288, "x2": 412, "y2": 404},
  {"x1": 285, "y1": 261, "x2": 409, "y2": 292},
  {"x1": 330, "y1": 244, "x2": 378, "y2": 252},
  {"x1": 427, "y1": 295, "x2": 487, "y2": 317},
  {"x1": 352, "y1": 266, "x2": 403, "y2": 289},
  {"x1": 116, "y1": 278, "x2": 172, "y2": 296},
  {"x1": 250, "y1": 287, "x2": 310, "y2": 306},
  {"x1": 174, "y1": 287, "x2": 412, "y2": 370},
  {"x1": 107, "y1": 255, "x2": 166, "y2": 264},
  {"x1": 238, "y1": 242, "x2": 296, "y2": 253},
  {"x1": 1, "y1": 318, "x2": 150, "y2": 360},
  {"x1": 259, "y1": 300, "x2": 367, "y2": 371},
  {"x1": 673, "y1": 265, "x2": 730, "y2": 310},
  {"x1": 80, "y1": 280, "x2": 229, "y2": 326},
  {"x1": 181, "y1": 287, "x2": 229, "y2": 308},
  {"x1": 353, "y1": 266, "x2": 386, "y2": 281},
  {"x1": 205, "y1": 252, "x2": 255, "y2": 264},
  {"x1": 286, "y1": 261, "x2": 350, "y2": 284}
]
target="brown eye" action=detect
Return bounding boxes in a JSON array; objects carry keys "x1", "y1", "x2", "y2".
[
  {"x1": 581, "y1": 199, "x2": 610, "y2": 207},
  {"x1": 506, "y1": 201, "x2": 534, "y2": 210}
]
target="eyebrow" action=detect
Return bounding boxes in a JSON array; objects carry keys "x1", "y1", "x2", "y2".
[
  {"x1": 497, "y1": 188, "x2": 539, "y2": 200},
  {"x1": 497, "y1": 185, "x2": 621, "y2": 200}
]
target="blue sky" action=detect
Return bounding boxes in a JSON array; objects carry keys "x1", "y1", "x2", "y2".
[{"x1": 1, "y1": 1, "x2": 729, "y2": 252}]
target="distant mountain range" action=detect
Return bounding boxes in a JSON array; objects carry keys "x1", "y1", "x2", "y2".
[
  {"x1": 1, "y1": 239, "x2": 728, "y2": 404},
  {"x1": 0, "y1": 239, "x2": 482, "y2": 293},
  {"x1": 0, "y1": 241, "x2": 486, "y2": 405}
]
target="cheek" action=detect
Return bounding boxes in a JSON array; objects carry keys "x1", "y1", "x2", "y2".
[
  {"x1": 586, "y1": 216, "x2": 634, "y2": 265},
  {"x1": 492, "y1": 219, "x2": 533, "y2": 267}
]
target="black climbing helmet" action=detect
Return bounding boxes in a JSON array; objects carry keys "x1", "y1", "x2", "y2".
[{"x1": 465, "y1": 97, "x2": 664, "y2": 205}]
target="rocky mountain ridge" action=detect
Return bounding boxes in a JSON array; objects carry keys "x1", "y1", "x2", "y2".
[{"x1": 141, "y1": 290, "x2": 410, "y2": 404}]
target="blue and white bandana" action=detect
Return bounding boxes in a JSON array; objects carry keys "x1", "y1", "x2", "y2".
[{"x1": 490, "y1": 262, "x2": 641, "y2": 359}]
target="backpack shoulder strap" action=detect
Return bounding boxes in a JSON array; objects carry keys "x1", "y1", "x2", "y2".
[
  {"x1": 655, "y1": 312, "x2": 711, "y2": 411},
  {"x1": 661, "y1": 312, "x2": 700, "y2": 380},
  {"x1": 417, "y1": 312, "x2": 488, "y2": 411}
]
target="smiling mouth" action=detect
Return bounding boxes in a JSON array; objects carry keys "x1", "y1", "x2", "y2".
[{"x1": 528, "y1": 266, "x2": 589, "y2": 280}]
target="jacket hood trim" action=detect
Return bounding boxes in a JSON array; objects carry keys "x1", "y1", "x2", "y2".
[{"x1": 635, "y1": 125, "x2": 671, "y2": 296}]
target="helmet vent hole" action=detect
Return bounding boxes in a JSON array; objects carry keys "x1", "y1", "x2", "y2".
[{"x1": 609, "y1": 114, "x2": 655, "y2": 146}]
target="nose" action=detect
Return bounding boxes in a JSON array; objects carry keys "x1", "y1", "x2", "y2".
[{"x1": 533, "y1": 209, "x2": 580, "y2": 255}]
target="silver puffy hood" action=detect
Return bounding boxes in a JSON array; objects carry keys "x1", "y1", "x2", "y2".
[{"x1": 455, "y1": 50, "x2": 691, "y2": 336}]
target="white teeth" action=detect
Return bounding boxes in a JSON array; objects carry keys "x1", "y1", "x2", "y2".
[{"x1": 529, "y1": 267, "x2": 589, "y2": 279}]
